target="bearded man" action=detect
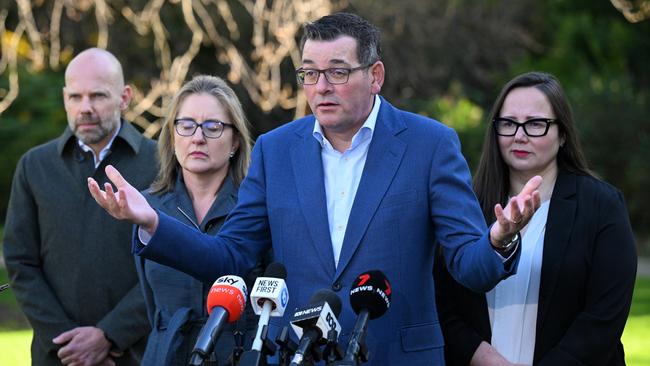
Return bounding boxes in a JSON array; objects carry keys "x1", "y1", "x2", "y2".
[{"x1": 3, "y1": 48, "x2": 157, "y2": 366}]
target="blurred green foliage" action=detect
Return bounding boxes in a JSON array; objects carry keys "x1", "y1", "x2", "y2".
[
  {"x1": 509, "y1": 0, "x2": 650, "y2": 246},
  {"x1": 0, "y1": 68, "x2": 67, "y2": 222},
  {"x1": 399, "y1": 0, "x2": 650, "y2": 248},
  {"x1": 407, "y1": 88, "x2": 487, "y2": 170}
]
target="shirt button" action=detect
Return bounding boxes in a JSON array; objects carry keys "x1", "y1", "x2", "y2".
[{"x1": 332, "y1": 281, "x2": 342, "y2": 292}]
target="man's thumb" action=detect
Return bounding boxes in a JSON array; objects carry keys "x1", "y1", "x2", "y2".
[{"x1": 52, "y1": 329, "x2": 76, "y2": 344}]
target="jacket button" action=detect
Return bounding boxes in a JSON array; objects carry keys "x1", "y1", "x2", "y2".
[{"x1": 332, "y1": 281, "x2": 342, "y2": 292}]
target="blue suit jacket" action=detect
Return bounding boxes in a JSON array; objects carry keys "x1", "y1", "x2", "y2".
[{"x1": 137, "y1": 97, "x2": 519, "y2": 365}]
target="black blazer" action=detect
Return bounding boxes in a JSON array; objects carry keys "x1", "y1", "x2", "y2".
[{"x1": 434, "y1": 169, "x2": 637, "y2": 365}]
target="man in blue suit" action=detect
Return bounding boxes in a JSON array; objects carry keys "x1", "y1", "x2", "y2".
[{"x1": 89, "y1": 12, "x2": 541, "y2": 365}]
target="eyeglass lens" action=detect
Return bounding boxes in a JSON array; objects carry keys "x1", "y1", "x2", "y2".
[
  {"x1": 175, "y1": 119, "x2": 225, "y2": 138},
  {"x1": 494, "y1": 118, "x2": 553, "y2": 137},
  {"x1": 299, "y1": 68, "x2": 351, "y2": 85}
]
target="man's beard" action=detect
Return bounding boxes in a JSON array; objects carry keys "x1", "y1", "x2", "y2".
[{"x1": 73, "y1": 113, "x2": 119, "y2": 145}]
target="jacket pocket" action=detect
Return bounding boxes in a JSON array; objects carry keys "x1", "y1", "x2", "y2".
[
  {"x1": 380, "y1": 189, "x2": 418, "y2": 209},
  {"x1": 400, "y1": 322, "x2": 444, "y2": 352}
]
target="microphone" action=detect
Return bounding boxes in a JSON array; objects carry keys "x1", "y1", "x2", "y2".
[
  {"x1": 188, "y1": 275, "x2": 248, "y2": 366},
  {"x1": 338, "y1": 270, "x2": 392, "y2": 365},
  {"x1": 289, "y1": 289, "x2": 342, "y2": 366},
  {"x1": 239, "y1": 262, "x2": 289, "y2": 366},
  {"x1": 0, "y1": 284, "x2": 9, "y2": 292},
  {"x1": 251, "y1": 262, "x2": 289, "y2": 350}
]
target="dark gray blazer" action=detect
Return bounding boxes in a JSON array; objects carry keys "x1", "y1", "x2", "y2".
[
  {"x1": 136, "y1": 174, "x2": 266, "y2": 366},
  {"x1": 435, "y1": 170, "x2": 637, "y2": 366},
  {"x1": 3, "y1": 121, "x2": 158, "y2": 365}
]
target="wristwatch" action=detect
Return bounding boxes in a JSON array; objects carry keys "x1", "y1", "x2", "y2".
[{"x1": 498, "y1": 231, "x2": 520, "y2": 252}]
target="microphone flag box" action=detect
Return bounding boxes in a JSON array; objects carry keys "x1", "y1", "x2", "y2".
[
  {"x1": 290, "y1": 301, "x2": 341, "y2": 340},
  {"x1": 250, "y1": 276, "x2": 289, "y2": 317},
  {"x1": 207, "y1": 275, "x2": 248, "y2": 322}
]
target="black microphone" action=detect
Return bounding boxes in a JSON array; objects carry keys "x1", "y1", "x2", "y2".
[
  {"x1": 239, "y1": 262, "x2": 289, "y2": 366},
  {"x1": 188, "y1": 275, "x2": 248, "y2": 366},
  {"x1": 337, "y1": 270, "x2": 392, "y2": 365},
  {"x1": 289, "y1": 289, "x2": 343, "y2": 366}
]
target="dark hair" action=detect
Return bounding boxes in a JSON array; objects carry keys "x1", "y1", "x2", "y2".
[
  {"x1": 473, "y1": 71, "x2": 593, "y2": 222},
  {"x1": 300, "y1": 12, "x2": 381, "y2": 65}
]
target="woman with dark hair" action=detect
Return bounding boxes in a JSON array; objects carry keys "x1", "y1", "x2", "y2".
[
  {"x1": 135, "y1": 75, "x2": 260, "y2": 366},
  {"x1": 435, "y1": 71, "x2": 637, "y2": 365}
]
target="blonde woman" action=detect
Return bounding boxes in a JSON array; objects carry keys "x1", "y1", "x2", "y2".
[{"x1": 136, "y1": 75, "x2": 258, "y2": 366}]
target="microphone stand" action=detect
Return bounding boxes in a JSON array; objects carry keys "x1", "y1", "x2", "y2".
[
  {"x1": 239, "y1": 325, "x2": 277, "y2": 366},
  {"x1": 333, "y1": 310, "x2": 370, "y2": 366},
  {"x1": 232, "y1": 328, "x2": 245, "y2": 366},
  {"x1": 275, "y1": 326, "x2": 298, "y2": 366},
  {"x1": 322, "y1": 329, "x2": 344, "y2": 365},
  {"x1": 289, "y1": 333, "x2": 322, "y2": 366}
]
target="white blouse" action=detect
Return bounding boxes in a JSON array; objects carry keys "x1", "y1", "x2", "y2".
[{"x1": 487, "y1": 200, "x2": 551, "y2": 365}]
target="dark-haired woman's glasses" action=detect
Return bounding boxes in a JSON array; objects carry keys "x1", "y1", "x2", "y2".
[{"x1": 493, "y1": 118, "x2": 556, "y2": 137}]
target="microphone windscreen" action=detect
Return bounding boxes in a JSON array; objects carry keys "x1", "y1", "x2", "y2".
[
  {"x1": 309, "y1": 288, "x2": 342, "y2": 317},
  {"x1": 349, "y1": 270, "x2": 391, "y2": 319},
  {"x1": 264, "y1": 262, "x2": 287, "y2": 279},
  {"x1": 206, "y1": 275, "x2": 248, "y2": 322}
]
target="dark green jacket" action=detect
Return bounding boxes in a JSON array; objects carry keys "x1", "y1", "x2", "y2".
[{"x1": 3, "y1": 120, "x2": 158, "y2": 365}]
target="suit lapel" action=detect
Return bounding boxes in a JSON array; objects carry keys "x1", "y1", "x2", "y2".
[
  {"x1": 335, "y1": 101, "x2": 406, "y2": 280},
  {"x1": 537, "y1": 171, "x2": 577, "y2": 328},
  {"x1": 291, "y1": 124, "x2": 337, "y2": 277}
]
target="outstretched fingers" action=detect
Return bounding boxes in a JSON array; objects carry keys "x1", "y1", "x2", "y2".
[
  {"x1": 518, "y1": 175, "x2": 542, "y2": 199},
  {"x1": 88, "y1": 178, "x2": 109, "y2": 209},
  {"x1": 495, "y1": 199, "x2": 519, "y2": 232},
  {"x1": 87, "y1": 175, "x2": 128, "y2": 221},
  {"x1": 105, "y1": 164, "x2": 129, "y2": 189}
]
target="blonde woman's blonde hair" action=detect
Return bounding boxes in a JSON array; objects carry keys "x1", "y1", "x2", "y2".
[{"x1": 150, "y1": 75, "x2": 252, "y2": 193}]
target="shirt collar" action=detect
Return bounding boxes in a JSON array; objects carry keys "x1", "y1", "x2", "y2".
[
  {"x1": 312, "y1": 95, "x2": 382, "y2": 150},
  {"x1": 77, "y1": 123, "x2": 121, "y2": 164},
  {"x1": 58, "y1": 119, "x2": 144, "y2": 156}
]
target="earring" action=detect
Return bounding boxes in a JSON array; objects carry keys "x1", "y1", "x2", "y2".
[{"x1": 229, "y1": 151, "x2": 235, "y2": 158}]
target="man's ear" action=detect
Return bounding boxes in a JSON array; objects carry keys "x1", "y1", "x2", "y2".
[
  {"x1": 369, "y1": 61, "x2": 385, "y2": 95},
  {"x1": 120, "y1": 85, "x2": 133, "y2": 111}
]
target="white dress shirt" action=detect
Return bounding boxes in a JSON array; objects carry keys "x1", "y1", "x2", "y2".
[
  {"x1": 77, "y1": 124, "x2": 120, "y2": 168},
  {"x1": 312, "y1": 95, "x2": 381, "y2": 267}
]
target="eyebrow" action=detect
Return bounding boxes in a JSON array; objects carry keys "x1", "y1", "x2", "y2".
[
  {"x1": 175, "y1": 117, "x2": 224, "y2": 122},
  {"x1": 66, "y1": 89, "x2": 110, "y2": 96},
  {"x1": 301, "y1": 58, "x2": 350, "y2": 67},
  {"x1": 500, "y1": 115, "x2": 553, "y2": 120}
]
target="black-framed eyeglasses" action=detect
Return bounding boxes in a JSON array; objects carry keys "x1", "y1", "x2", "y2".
[
  {"x1": 493, "y1": 117, "x2": 557, "y2": 137},
  {"x1": 173, "y1": 119, "x2": 234, "y2": 139},
  {"x1": 295, "y1": 64, "x2": 372, "y2": 85}
]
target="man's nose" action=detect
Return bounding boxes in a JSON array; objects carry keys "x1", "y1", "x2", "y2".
[
  {"x1": 315, "y1": 72, "x2": 333, "y2": 93},
  {"x1": 79, "y1": 96, "x2": 93, "y2": 113}
]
